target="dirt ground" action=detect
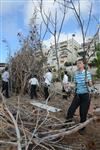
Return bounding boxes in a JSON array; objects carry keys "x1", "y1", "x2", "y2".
[
  {"x1": 48, "y1": 93, "x2": 100, "y2": 150},
  {"x1": 0, "y1": 88, "x2": 100, "y2": 150}
]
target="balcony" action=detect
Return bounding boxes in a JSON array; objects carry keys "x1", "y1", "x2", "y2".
[{"x1": 78, "y1": 51, "x2": 86, "y2": 57}]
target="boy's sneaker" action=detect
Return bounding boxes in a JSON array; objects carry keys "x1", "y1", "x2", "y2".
[
  {"x1": 62, "y1": 118, "x2": 74, "y2": 128},
  {"x1": 78, "y1": 127, "x2": 86, "y2": 135}
]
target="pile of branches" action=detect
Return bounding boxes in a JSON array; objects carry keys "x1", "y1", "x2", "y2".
[
  {"x1": 0, "y1": 93, "x2": 98, "y2": 150},
  {"x1": 9, "y1": 49, "x2": 46, "y2": 94}
]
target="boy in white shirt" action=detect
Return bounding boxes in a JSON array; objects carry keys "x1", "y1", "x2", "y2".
[
  {"x1": 29, "y1": 74, "x2": 39, "y2": 99},
  {"x1": 62, "y1": 71, "x2": 70, "y2": 99},
  {"x1": 44, "y1": 69, "x2": 53, "y2": 100},
  {"x1": 2, "y1": 67, "x2": 10, "y2": 98},
  {"x1": 63, "y1": 71, "x2": 68, "y2": 91}
]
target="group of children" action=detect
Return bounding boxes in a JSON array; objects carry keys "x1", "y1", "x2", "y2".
[
  {"x1": 1, "y1": 59, "x2": 97, "y2": 134},
  {"x1": 1, "y1": 67, "x2": 53, "y2": 100},
  {"x1": 28, "y1": 69, "x2": 72, "y2": 100},
  {"x1": 1, "y1": 67, "x2": 69, "y2": 100},
  {"x1": 29, "y1": 69, "x2": 53, "y2": 100},
  {"x1": 28, "y1": 59, "x2": 97, "y2": 133}
]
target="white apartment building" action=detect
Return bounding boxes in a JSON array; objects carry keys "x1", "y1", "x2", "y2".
[
  {"x1": 78, "y1": 29, "x2": 100, "y2": 62},
  {"x1": 0, "y1": 63, "x2": 6, "y2": 71},
  {"x1": 47, "y1": 39, "x2": 81, "y2": 69}
]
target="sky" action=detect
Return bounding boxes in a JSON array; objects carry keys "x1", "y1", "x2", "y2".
[{"x1": 0, "y1": 0, "x2": 100, "y2": 63}]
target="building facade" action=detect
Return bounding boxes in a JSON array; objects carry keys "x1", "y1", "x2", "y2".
[
  {"x1": 78, "y1": 29, "x2": 100, "y2": 62},
  {"x1": 47, "y1": 39, "x2": 81, "y2": 69},
  {"x1": 0, "y1": 63, "x2": 6, "y2": 71}
]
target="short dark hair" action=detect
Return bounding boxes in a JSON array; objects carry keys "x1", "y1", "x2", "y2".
[
  {"x1": 64, "y1": 71, "x2": 68, "y2": 75},
  {"x1": 34, "y1": 74, "x2": 37, "y2": 78},
  {"x1": 76, "y1": 58, "x2": 84, "y2": 63},
  {"x1": 5, "y1": 67, "x2": 8, "y2": 71},
  {"x1": 48, "y1": 68, "x2": 52, "y2": 72}
]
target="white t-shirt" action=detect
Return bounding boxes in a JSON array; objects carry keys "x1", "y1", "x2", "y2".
[
  {"x1": 2, "y1": 71, "x2": 9, "y2": 82},
  {"x1": 29, "y1": 78, "x2": 39, "y2": 86},
  {"x1": 44, "y1": 72, "x2": 53, "y2": 85},
  {"x1": 63, "y1": 74, "x2": 68, "y2": 84}
]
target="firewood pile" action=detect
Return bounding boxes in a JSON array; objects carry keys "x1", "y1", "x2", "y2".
[
  {"x1": 0, "y1": 92, "x2": 99, "y2": 150},
  {"x1": 9, "y1": 49, "x2": 46, "y2": 94}
]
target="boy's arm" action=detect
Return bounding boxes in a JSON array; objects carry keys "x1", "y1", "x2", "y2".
[
  {"x1": 87, "y1": 72, "x2": 92, "y2": 87},
  {"x1": 37, "y1": 80, "x2": 39, "y2": 86},
  {"x1": 88, "y1": 80, "x2": 92, "y2": 87},
  {"x1": 29, "y1": 79, "x2": 31, "y2": 84}
]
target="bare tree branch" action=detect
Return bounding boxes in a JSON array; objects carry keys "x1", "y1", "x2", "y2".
[{"x1": 0, "y1": 93, "x2": 22, "y2": 150}]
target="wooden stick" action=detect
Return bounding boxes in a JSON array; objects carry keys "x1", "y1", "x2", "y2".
[
  {"x1": 39, "y1": 117, "x2": 97, "y2": 141},
  {"x1": 0, "y1": 93, "x2": 22, "y2": 150},
  {"x1": 0, "y1": 140, "x2": 17, "y2": 145}
]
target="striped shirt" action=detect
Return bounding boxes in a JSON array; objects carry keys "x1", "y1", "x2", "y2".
[{"x1": 74, "y1": 70, "x2": 92, "y2": 94}]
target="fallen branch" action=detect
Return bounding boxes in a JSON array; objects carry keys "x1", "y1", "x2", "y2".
[
  {"x1": 39, "y1": 116, "x2": 97, "y2": 141},
  {"x1": 0, "y1": 93, "x2": 22, "y2": 150},
  {"x1": 0, "y1": 140, "x2": 17, "y2": 145}
]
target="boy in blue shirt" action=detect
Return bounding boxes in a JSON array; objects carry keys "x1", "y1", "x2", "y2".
[{"x1": 66, "y1": 59, "x2": 92, "y2": 132}]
